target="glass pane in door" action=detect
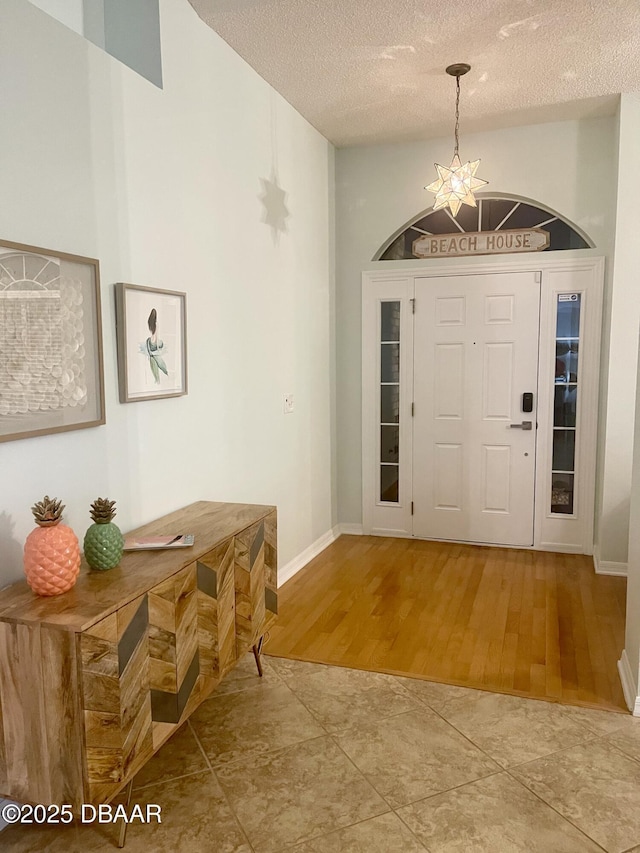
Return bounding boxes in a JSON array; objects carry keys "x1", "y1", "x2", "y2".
[
  {"x1": 380, "y1": 425, "x2": 399, "y2": 463},
  {"x1": 381, "y1": 343, "x2": 400, "y2": 383},
  {"x1": 555, "y1": 340, "x2": 579, "y2": 383},
  {"x1": 554, "y1": 385, "x2": 577, "y2": 428},
  {"x1": 380, "y1": 384, "x2": 400, "y2": 423},
  {"x1": 553, "y1": 429, "x2": 575, "y2": 472},
  {"x1": 556, "y1": 295, "x2": 581, "y2": 337},
  {"x1": 552, "y1": 473, "x2": 574, "y2": 514},
  {"x1": 380, "y1": 465, "x2": 399, "y2": 502},
  {"x1": 381, "y1": 301, "x2": 401, "y2": 342}
]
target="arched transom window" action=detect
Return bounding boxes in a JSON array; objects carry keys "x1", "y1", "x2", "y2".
[{"x1": 375, "y1": 194, "x2": 593, "y2": 261}]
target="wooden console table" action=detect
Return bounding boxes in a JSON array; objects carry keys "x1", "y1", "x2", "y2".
[{"x1": 0, "y1": 501, "x2": 277, "y2": 809}]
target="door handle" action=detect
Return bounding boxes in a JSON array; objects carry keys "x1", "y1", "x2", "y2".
[{"x1": 510, "y1": 421, "x2": 533, "y2": 430}]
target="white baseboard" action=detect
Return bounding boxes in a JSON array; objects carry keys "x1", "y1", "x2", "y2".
[
  {"x1": 335, "y1": 523, "x2": 363, "y2": 536},
  {"x1": 618, "y1": 650, "x2": 640, "y2": 715},
  {"x1": 539, "y1": 542, "x2": 583, "y2": 554},
  {"x1": 593, "y1": 549, "x2": 628, "y2": 576},
  {"x1": 277, "y1": 527, "x2": 339, "y2": 587}
]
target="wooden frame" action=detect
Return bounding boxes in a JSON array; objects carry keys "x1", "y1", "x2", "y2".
[
  {"x1": 0, "y1": 238, "x2": 105, "y2": 443},
  {"x1": 115, "y1": 283, "x2": 188, "y2": 403}
]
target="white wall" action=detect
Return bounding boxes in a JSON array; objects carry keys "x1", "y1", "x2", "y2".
[
  {"x1": 597, "y1": 94, "x2": 640, "y2": 566},
  {"x1": 621, "y1": 324, "x2": 640, "y2": 712},
  {"x1": 335, "y1": 118, "x2": 618, "y2": 541},
  {"x1": 27, "y1": 0, "x2": 84, "y2": 33},
  {"x1": 0, "y1": 0, "x2": 335, "y2": 588}
]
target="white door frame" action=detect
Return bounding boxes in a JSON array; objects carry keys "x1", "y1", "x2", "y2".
[{"x1": 362, "y1": 253, "x2": 604, "y2": 554}]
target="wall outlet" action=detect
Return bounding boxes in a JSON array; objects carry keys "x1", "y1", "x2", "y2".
[{"x1": 284, "y1": 394, "x2": 294, "y2": 414}]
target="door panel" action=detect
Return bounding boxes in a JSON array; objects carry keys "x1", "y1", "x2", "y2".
[
  {"x1": 413, "y1": 271, "x2": 540, "y2": 546},
  {"x1": 435, "y1": 344, "x2": 464, "y2": 417},
  {"x1": 481, "y1": 445, "x2": 511, "y2": 512},
  {"x1": 483, "y1": 343, "x2": 513, "y2": 419},
  {"x1": 434, "y1": 443, "x2": 463, "y2": 509}
]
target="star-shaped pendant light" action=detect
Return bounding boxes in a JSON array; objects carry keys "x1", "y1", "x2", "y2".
[{"x1": 426, "y1": 63, "x2": 488, "y2": 217}]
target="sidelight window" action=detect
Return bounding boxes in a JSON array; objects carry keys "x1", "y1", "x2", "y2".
[
  {"x1": 551, "y1": 294, "x2": 581, "y2": 514},
  {"x1": 379, "y1": 301, "x2": 400, "y2": 502}
]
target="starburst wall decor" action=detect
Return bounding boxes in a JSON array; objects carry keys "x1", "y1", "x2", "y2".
[{"x1": 426, "y1": 63, "x2": 488, "y2": 217}]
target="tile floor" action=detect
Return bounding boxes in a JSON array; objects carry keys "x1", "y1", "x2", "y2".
[{"x1": 4, "y1": 654, "x2": 640, "y2": 852}]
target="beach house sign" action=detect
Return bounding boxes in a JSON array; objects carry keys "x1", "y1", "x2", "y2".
[{"x1": 412, "y1": 228, "x2": 549, "y2": 258}]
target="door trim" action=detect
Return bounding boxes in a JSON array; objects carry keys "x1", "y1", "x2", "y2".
[
  {"x1": 362, "y1": 277, "x2": 414, "y2": 537},
  {"x1": 362, "y1": 254, "x2": 604, "y2": 554}
]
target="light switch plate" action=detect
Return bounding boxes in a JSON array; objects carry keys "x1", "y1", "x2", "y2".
[{"x1": 284, "y1": 394, "x2": 294, "y2": 414}]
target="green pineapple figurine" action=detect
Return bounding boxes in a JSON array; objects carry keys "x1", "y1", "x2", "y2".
[{"x1": 83, "y1": 498, "x2": 124, "y2": 571}]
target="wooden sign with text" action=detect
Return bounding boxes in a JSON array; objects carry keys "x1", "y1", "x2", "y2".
[{"x1": 412, "y1": 228, "x2": 549, "y2": 258}]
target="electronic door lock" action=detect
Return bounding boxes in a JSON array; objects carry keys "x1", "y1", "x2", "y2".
[
  {"x1": 510, "y1": 421, "x2": 533, "y2": 430},
  {"x1": 522, "y1": 392, "x2": 534, "y2": 412}
]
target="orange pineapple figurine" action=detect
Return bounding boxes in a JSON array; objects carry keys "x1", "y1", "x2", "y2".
[{"x1": 23, "y1": 496, "x2": 80, "y2": 596}]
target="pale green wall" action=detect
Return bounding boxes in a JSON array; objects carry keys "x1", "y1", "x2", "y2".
[
  {"x1": 0, "y1": 0, "x2": 335, "y2": 586},
  {"x1": 597, "y1": 94, "x2": 640, "y2": 565},
  {"x1": 618, "y1": 94, "x2": 640, "y2": 712},
  {"x1": 623, "y1": 325, "x2": 640, "y2": 710},
  {"x1": 27, "y1": 0, "x2": 83, "y2": 33},
  {"x1": 27, "y1": 0, "x2": 162, "y2": 87}
]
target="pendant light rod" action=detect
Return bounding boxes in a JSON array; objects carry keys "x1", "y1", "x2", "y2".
[{"x1": 445, "y1": 63, "x2": 470, "y2": 157}]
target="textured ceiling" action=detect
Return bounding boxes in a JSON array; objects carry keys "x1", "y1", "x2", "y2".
[{"x1": 187, "y1": 0, "x2": 640, "y2": 147}]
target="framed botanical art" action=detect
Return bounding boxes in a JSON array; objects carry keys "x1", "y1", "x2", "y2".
[
  {"x1": 115, "y1": 283, "x2": 188, "y2": 403},
  {"x1": 0, "y1": 239, "x2": 105, "y2": 443}
]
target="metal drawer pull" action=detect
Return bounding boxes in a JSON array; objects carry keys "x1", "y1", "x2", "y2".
[{"x1": 510, "y1": 421, "x2": 532, "y2": 430}]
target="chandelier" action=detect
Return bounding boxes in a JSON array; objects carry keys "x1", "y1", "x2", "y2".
[{"x1": 426, "y1": 63, "x2": 488, "y2": 217}]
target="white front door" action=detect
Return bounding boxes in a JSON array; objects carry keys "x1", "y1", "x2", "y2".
[{"x1": 413, "y1": 271, "x2": 541, "y2": 546}]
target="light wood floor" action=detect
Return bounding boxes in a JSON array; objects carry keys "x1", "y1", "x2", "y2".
[{"x1": 265, "y1": 535, "x2": 628, "y2": 712}]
